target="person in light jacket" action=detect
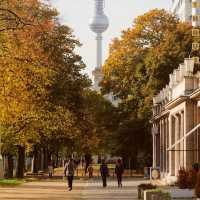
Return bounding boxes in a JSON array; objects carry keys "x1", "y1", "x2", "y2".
[{"x1": 64, "y1": 158, "x2": 76, "y2": 191}]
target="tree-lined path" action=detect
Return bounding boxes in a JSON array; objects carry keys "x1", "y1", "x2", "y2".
[{"x1": 0, "y1": 178, "x2": 146, "y2": 200}]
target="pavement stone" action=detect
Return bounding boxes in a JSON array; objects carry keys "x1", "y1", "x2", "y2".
[{"x1": 0, "y1": 178, "x2": 148, "y2": 200}]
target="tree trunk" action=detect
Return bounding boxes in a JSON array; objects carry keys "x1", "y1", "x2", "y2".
[
  {"x1": 43, "y1": 148, "x2": 48, "y2": 171},
  {"x1": 32, "y1": 146, "x2": 39, "y2": 173},
  {"x1": 7, "y1": 154, "x2": 13, "y2": 178},
  {"x1": 48, "y1": 152, "x2": 52, "y2": 165},
  {"x1": 16, "y1": 146, "x2": 25, "y2": 178},
  {"x1": 55, "y1": 152, "x2": 59, "y2": 168},
  {"x1": 40, "y1": 148, "x2": 44, "y2": 171}
]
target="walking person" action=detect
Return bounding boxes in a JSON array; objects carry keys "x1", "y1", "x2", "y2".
[
  {"x1": 115, "y1": 159, "x2": 124, "y2": 187},
  {"x1": 88, "y1": 165, "x2": 93, "y2": 178},
  {"x1": 64, "y1": 158, "x2": 76, "y2": 191},
  {"x1": 48, "y1": 161, "x2": 53, "y2": 178},
  {"x1": 100, "y1": 160, "x2": 109, "y2": 187}
]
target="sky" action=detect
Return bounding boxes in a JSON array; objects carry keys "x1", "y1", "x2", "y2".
[{"x1": 50, "y1": 0, "x2": 170, "y2": 78}]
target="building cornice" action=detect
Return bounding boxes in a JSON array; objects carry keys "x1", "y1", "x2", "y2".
[
  {"x1": 190, "y1": 88, "x2": 200, "y2": 100},
  {"x1": 152, "y1": 109, "x2": 170, "y2": 122},
  {"x1": 165, "y1": 96, "x2": 188, "y2": 110}
]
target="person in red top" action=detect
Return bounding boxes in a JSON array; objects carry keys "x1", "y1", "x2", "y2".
[{"x1": 115, "y1": 159, "x2": 124, "y2": 187}]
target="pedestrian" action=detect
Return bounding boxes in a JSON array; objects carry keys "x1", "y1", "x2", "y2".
[
  {"x1": 88, "y1": 165, "x2": 93, "y2": 178},
  {"x1": 48, "y1": 161, "x2": 53, "y2": 178},
  {"x1": 64, "y1": 158, "x2": 76, "y2": 191},
  {"x1": 100, "y1": 160, "x2": 109, "y2": 187},
  {"x1": 115, "y1": 159, "x2": 124, "y2": 187}
]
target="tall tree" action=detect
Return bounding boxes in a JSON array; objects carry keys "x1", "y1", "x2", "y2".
[
  {"x1": 0, "y1": 0, "x2": 91, "y2": 177},
  {"x1": 101, "y1": 9, "x2": 193, "y2": 168}
]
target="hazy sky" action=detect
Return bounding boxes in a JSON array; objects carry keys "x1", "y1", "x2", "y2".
[{"x1": 50, "y1": 0, "x2": 170, "y2": 78}]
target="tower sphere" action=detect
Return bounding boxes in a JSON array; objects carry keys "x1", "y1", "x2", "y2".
[
  {"x1": 89, "y1": 0, "x2": 109, "y2": 34},
  {"x1": 89, "y1": 14, "x2": 109, "y2": 34}
]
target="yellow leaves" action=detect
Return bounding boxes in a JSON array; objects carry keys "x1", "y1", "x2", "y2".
[{"x1": 0, "y1": 0, "x2": 96, "y2": 154}]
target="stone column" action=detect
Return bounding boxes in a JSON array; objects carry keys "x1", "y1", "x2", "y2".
[
  {"x1": 169, "y1": 115, "x2": 175, "y2": 176},
  {"x1": 175, "y1": 114, "x2": 180, "y2": 176},
  {"x1": 160, "y1": 120, "x2": 163, "y2": 172},
  {"x1": 180, "y1": 111, "x2": 184, "y2": 168},
  {"x1": 163, "y1": 118, "x2": 165, "y2": 173},
  {"x1": 156, "y1": 123, "x2": 160, "y2": 168},
  {"x1": 166, "y1": 117, "x2": 169, "y2": 173},
  {"x1": 152, "y1": 124, "x2": 156, "y2": 168},
  {"x1": 163, "y1": 118, "x2": 166, "y2": 174},
  {"x1": 184, "y1": 102, "x2": 194, "y2": 169}
]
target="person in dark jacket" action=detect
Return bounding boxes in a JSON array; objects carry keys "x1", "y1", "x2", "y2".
[
  {"x1": 115, "y1": 159, "x2": 124, "y2": 187},
  {"x1": 64, "y1": 158, "x2": 76, "y2": 191},
  {"x1": 100, "y1": 160, "x2": 109, "y2": 187}
]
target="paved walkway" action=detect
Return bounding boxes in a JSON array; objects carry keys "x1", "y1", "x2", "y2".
[{"x1": 0, "y1": 178, "x2": 147, "y2": 200}]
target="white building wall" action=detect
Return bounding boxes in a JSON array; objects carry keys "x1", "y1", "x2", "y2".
[{"x1": 171, "y1": 0, "x2": 192, "y2": 22}]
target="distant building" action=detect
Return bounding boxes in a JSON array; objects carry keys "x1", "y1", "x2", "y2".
[
  {"x1": 171, "y1": 0, "x2": 192, "y2": 22},
  {"x1": 152, "y1": 58, "x2": 200, "y2": 184}
]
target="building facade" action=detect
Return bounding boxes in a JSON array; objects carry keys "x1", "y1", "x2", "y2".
[
  {"x1": 152, "y1": 58, "x2": 200, "y2": 183},
  {"x1": 171, "y1": 0, "x2": 192, "y2": 21}
]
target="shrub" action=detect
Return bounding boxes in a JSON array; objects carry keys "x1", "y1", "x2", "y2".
[
  {"x1": 177, "y1": 167, "x2": 198, "y2": 189},
  {"x1": 137, "y1": 183, "x2": 157, "y2": 199},
  {"x1": 187, "y1": 169, "x2": 197, "y2": 189},
  {"x1": 138, "y1": 183, "x2": 157, "y2": 190},
  {"x1": 162, "y1": 192, "x2": 171, "y2": 200},
  {"x1": 195, "y1": 171, "x2": 200, "y2": 197},
  {"x1": 177, "y1": 168, "x2": 188, "y2": 189},
  {"x1": 193, "y1": 163, "x2": 200, "y2": 172}
]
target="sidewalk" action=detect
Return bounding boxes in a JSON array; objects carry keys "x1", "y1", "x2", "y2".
[{"x1": 0, "y1": 178, "x2": 148, "y2": 200}]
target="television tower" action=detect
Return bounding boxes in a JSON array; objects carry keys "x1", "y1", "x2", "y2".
[{"x1": 89, "y1": 0, "x2": 109, "y2": 90}]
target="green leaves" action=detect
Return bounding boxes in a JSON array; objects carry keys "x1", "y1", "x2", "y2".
[
  {"x1": 0, "y1": 0, "x2": 93, "y2": 156},
  {"x1": 101, "y1": 9, "x2": 194, "y2": 162}
]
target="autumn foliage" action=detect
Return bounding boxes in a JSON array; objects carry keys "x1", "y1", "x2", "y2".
[
  {"x1": 101, "y1": 9, "x2": 194, "y2": 167},
  {"x1": 0, "y1": 0, "x2": 114, "y2": 178}
]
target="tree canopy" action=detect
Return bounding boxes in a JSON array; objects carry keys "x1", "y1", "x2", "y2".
[
  {"x1": 0, "y1": 0, "x2": 116, "y2": 178},
  {"x1": 101, "y1": 9, "x2": 193, "y2": 167}
]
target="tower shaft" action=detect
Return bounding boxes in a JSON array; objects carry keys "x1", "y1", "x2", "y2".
[{"x1": 96, "y1": 33, "x2": 102, "y2": 69}]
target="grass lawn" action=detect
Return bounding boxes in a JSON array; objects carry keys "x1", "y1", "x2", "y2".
[{"x1": 0, "y1": 179, "x2": 25, "y2": 186}]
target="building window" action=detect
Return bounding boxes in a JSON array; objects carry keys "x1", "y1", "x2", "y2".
[
  {"x1": 192, "y1": 42, "x2": 200, "y2": 50},
  {"x1": 192, "y1": 29, "x2": 200, "y2": 36},
  {"x1": 192, "y1": 15, "x2": 199, "y2": 22},
  {"x1": 193, "y1": 56, "x2": 200, "y2": 64},
  {"x1": 192, "y1": 0, "x2": 200, "y2": 8},
  {"x1": 192, "y1": 2, "x2": 198, "y2": 8}
]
